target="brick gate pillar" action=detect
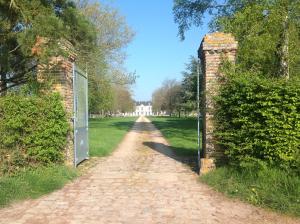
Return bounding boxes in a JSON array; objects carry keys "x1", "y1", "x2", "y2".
[
  {"x1": 51, "y1": 54, "x2": 76, "y2": 166},
  {"x1": 34, "y1": 38, "x2": 76, "y2": 166},
  {"x1": 198, "y1": 32, "x2": 237, "y2": 174}
]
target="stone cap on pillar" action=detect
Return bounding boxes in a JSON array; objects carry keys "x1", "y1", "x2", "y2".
[
  {"x1": 32, "y1": 36, "x2": 77, "y2": 62},
  {"x1": 198, "y1": 32, "x2": 238, "y2": 58}
]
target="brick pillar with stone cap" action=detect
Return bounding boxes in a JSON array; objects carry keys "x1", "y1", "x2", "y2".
[
  {"x1": 50, "y1": 53, "x2": 76, "y2": 166},
  {"x1": 34, "y1": 38, "x2": 77, "y2": 166},
  {"x1": 198, "y1": 32, "x2": 238, "y2": 174}
]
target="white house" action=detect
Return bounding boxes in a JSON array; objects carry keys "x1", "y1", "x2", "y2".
[{"x1": 133, "y1": 101, "x2": 153, "y2": 116}]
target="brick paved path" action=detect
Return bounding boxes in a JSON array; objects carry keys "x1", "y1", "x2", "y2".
[{"x1": 0, "y1": 117, "x2": 299, "y2": 224}]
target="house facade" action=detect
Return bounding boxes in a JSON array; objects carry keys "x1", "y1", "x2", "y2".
[{"x1": 133, "y1": 101, "x2": 153, "y2": 116}]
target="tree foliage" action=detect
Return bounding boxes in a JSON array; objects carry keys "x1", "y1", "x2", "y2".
[
  {"x1": 89, "y1": 76, "x2": 114, "y2": 114},
  {"x1": 152, "y1": 79, "x2": 182, "y2": 116},
  {"x1": 180, "y1": 56, "x2": 201, "y2": 112},
  {"x1": 75, "y1": 0, "x2": 136, "y2": 114},
  {"x1": 173, "y1": 0, "x2": 300, "y2": 78},
  {"x1": 0, "y1": 0, "x2": 96, "y2": 93},
  {"x1": 112, "y1": 85, "x2": 134, "y2": 114},
  {"x1": 0, "y1": 0, "x2": 135, "y2": 115},
  {"x1": 152, "y1": 57, "x2": 202, "y2": 116}
]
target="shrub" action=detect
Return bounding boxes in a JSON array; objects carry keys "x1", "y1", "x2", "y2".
[
  {"x1": 0, "y1": 93, "x2": 69, "y2": 175},
  {"x1": 215, "y1": 73, "x2": 300, "y2": 171}
]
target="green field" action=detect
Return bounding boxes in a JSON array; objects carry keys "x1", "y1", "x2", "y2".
[
  {"x1": 0, "y1": 165, "x2": 77, "y2": 207},
  {"x1": 89, "y1": 117, "x2": 137, "y2": 156},
  {"x1": 201, "y1": 167, "x2": 300, "y2": 217},
  {"x1": 150, "y1": 117, "x2": 199, "y2": 156}
]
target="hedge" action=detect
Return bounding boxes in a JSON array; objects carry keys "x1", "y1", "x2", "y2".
[
  {"x1": 215, "y1": 74, "x2": 300, "y2": 172},
  {"x1": 0, "y1": 93, "x2": 69, "y2": 175}
]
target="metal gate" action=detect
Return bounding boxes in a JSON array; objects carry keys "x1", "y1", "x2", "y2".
[{"x1": 73, "y1": 64, "x2": 89, "y2": 166}]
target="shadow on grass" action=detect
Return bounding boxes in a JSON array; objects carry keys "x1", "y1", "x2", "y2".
[
  {"x1": 108, "y1": 121, "x2": 136, "y2": 131},
  {"x1": 89, "y1": 118, "x2": 137, "y2": 131},
  {"x1": 151, "y1": 117, "x2": 198, "y2": 130},
  {"x1": 143, "y1": 141, "x2": 198, "y2": 173},
  {"x1": 109, "y1": 121, "x2": 154, "y2": 133},
  {"x1": 151, "y1": 118, "x2": 200, "y2": 142}
]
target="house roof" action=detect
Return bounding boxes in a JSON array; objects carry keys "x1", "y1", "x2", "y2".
[{"x1": 135, "y1": 101, "x2": 152, "y2": 106}]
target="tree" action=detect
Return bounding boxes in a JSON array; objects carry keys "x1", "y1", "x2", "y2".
[
  {"x1": 152, "y1": 79, "x2": 182, "y2": 116},
  {"x1": 0, "y1": 0, "x2": 96, "y2": 94},
  {"x1": 1, "y1": 0, "x2": 136, "y2": 115},
  {"x1": 75, "y1": 0, "x2": 135, "y2": 84},
  {"x1": 152, "y1": 87, "x2": 167, "y2": 114},
  {"x1": 75, "y1": 1, "x2": 136, "y2": 114},
  {"x1": 89, "y1": 75, "x2": 114, "y2": 115},
  {"x1": 180, "y1": 56, "x2": 200, "y2": 113},
  {"x1": 220, "y1": 0, "x2": 300, "y2": 78},
  {"x1": 112, "y1": 85, "x2": 134, "y2": 114},
  {"x1": 173, "y1": 0, "x2": 250, "y2": 40},
  {"x1": 173, "y1": 0, "x2": 300, "y2": 78}
]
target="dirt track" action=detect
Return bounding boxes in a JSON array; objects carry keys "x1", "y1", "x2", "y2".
[{"x1": 0, "y1": 116, "x2": 299, "y2": 224}]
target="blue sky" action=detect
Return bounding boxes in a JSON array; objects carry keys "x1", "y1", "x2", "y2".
[{"x1": 104, "y1": 0, "x2": 210, "y2": 101}]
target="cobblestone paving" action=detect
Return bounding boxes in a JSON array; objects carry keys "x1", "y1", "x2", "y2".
[{"x1": 0, "y1": 117, "x2": 299, "y2": 224}]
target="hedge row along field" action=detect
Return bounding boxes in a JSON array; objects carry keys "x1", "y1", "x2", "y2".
[
  {"x1": 215, "y1": 74, "x2": 300, "y2": 173},
  {"x1": 0, "y1": 93, "x2": 69, "y2": 175}
]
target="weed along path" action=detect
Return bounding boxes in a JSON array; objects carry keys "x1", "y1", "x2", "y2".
[{"x1": 0, "y1": 116, "x2": 299, "y2": 224}]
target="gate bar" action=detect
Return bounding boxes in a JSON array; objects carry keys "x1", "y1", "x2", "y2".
[
  {"x1": 197, "y1": 58, "x2": 201, "y2": 172},
  {"x1": 72, "y1": 63, "x2": 77, "y2": 167}
]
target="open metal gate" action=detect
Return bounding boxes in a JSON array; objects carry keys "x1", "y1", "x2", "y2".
[{"x1": 73, "y1": 64, "x2": 89, "y2": 166}]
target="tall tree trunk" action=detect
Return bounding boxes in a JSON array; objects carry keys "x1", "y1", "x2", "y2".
[
  {"x1": 0, "y1": 73, "x2": 7, "y2": 96},
  {"x1": 278, "y1": 4, "x2": 289, "y2": 79}
]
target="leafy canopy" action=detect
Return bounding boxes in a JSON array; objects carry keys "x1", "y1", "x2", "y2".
[
  {"x1": 173, "y1": 0, "x2": 300, "y2": 77},
  {"x1": 0, "y1": 0, "x2": 96, "y2": 93}
]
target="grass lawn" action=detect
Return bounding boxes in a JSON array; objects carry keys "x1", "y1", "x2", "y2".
[
  {"x1": 89, "y1": 117, "x2": 137, "y2": 156},
  {"x1": 0, "y1": 165, "x2": 77, "y2": 207},
  {"x1": 201, "y1": 167, "x2": 300, "y2": 217},
  {"x1": 150, "y1": 116, "x2": 199, "y2": 156}
]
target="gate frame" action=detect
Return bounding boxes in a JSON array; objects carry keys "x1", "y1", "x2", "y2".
[{"x1": 72, "y1": 63, "x2": 89, "y2": 167}]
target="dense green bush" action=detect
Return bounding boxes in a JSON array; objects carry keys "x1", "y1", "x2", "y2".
[
  {"x1": 0, "y1": 93, "x2": 69, "y2": 174},
  {"x1": 215, "y1": 73, "x2": 300, "y2": 171}
]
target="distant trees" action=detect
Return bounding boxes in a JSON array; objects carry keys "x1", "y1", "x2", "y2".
[
  {"x1": 152, "y1": 79, "x2": 182, "y2": 116},
  {"x1": 152, "y1": 57, "x2": 201, "y2": 117},
  {"x1": 152, "y1": 56, "x2": 201, "y2": 117},
  {"x1": 89, "y1": 77, "x2": 114, "y2": 115},
  {"x1": 181, "y1": 56, "x2": 200, "y2": 112},
  {"x1": 112, "y1": 85, "x2": 134, "y2": 114}
]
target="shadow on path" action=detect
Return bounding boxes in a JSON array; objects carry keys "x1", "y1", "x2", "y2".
[{"x1": 143, "y1": 141, "x2": 198, "y2": 173}]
